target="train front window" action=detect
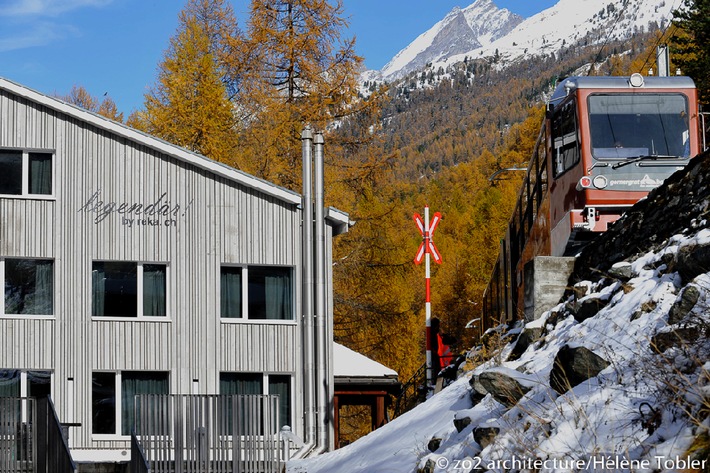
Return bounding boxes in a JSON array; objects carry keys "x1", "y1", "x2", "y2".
[{"x1": 588, "y1": 94, "x2": 690, "y2": 159}]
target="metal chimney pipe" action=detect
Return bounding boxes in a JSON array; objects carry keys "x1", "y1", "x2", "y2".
[
  {"x1": 314, "y1": 132, "x2": 329, "y2": 451},
  {"x1": 301, "y1": 126, "x2": 316, "y2": 451},
  {"x1": 657, "y1": 45, "x2": 670, "y2": 77}
]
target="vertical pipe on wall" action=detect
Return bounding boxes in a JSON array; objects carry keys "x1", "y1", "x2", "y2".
[
  {"x1": 314, "y1": 132, "x2": 329, "y2": 451},
  {"x1": 301, "y1": 126, "x2": 316, "y2": 453}
]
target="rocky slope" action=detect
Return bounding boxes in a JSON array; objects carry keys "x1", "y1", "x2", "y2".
[{"x1": 289, "y1": 153, "x2": 710, "y2": 473}]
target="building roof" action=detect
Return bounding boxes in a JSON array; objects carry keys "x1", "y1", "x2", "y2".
[
  {"x1": 0, "y1": 76, "x2": 352, "y2": 234},
  {"x1": 334, "y1": 343, "x2": 398, "y2": 380},
  {"x1": 0, "y1": 76, "x2": 298, "y2": 205}
]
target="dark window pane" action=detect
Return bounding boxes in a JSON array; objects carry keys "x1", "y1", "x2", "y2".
[
  {"x1": 551, "y1": 100, "x2": 579, "y2": 177},
  {"x1": 219, "y1": 372, "x2": 262, "y2": 396},
  {"x1": 0, "y1": 151, "x2": 22, "y2": 195},
  {"x1": 5, "y1": 259, "x2": 54, "y2": 315},
  {"x1": 0, "y1": 370, "x2": 20, "y2": 397},
  {"x1": 92, "y1": 373, "x2": 116, "y2": 434},
  {"x1": 143, "y1": 264, "x2": 166, "y2": 317},
  {"x1": 27, "y1": 371, "x2": 51, "y2": 398},
  {"x1": 122, "y1": 371, "x2": 168, "y2": 436},
  {"x1": 269, "y1": 375, "x2": 291, "y2": 430},
  {"x1": 248, "y1": 267, "x2": 292, "y2": 320},
  {"x1": 219, "y1": 373, "x2": 263, "y2": 435},
  {"x1": 220, "y1": 267, "x2": 242, "y2": 318},
  {"x1": 589, "y1": 94, "x2": 690, "y2": 158},
  {"x1": 92, "y1": 262, "x2": 137, "y2": 317},
  {"x1": 28, "y1": 153, "x2": 52, "y2": 195}
]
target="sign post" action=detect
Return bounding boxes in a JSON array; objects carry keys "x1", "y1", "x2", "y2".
[{"x1": 413, "y1": 206, "x2": 442, "y2": 390}]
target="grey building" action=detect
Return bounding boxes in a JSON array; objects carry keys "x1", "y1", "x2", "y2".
[{"x1": 0, "y1": 77, "x2": 345, "y2": 464}]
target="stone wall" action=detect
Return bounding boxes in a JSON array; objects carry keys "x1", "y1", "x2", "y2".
[{"x1": 573, "y1": 149, "x2": 710, "y2": 282}]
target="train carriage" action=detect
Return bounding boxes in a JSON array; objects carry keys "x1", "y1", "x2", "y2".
[{"x1": 483, "y1": 74, "x2": 704, "y2": 328}]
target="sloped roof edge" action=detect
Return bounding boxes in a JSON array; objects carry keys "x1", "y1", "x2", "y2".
[
  {"x1": 0, "y1": 77, "x2": 302, "y2": 205},
  {"x1": 334, "y1": 342, "x2": 398, "y2": 379}
]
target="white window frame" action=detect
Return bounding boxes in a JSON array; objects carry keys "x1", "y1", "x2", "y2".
[
  {"x1": 91, "y1": 371, "x2": 169, "y2": 440},
  {"x1": 0, "y1": 257, "x2": 55, "y2": 319},
  {"x1": 219, "y1": 372, "x2": 294, "y2": 433},
  {"x1": 219, "y1": 265, "x2": 296, "y2": 323},
  {"x1": 91, "y1": 261, "x2": 170, "y2": 320},
  {"x1": 0, "y1": 148, "x2": 55, "y2": 199}
]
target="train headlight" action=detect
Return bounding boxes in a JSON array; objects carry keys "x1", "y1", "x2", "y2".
[
  {"x1": 592, "y1": 175, "x2": 608, "y2": 189},
  {"x1": 577, "y1": 176, "x2": 592, "y2": 191},
  {"x1": 629, "y1": 73, "x2": 645, "y2": 88}
]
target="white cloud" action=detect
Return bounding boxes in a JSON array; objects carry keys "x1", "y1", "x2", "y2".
[
  {"x1": 0, "y1": 0, "x2": 113, "y2": 17},
  {"x1": 0, "y1": 0, "x2": 106, "y2": 53},
  {"x1": 0, "y1": 21, "x2": 78, "y2": 52}
]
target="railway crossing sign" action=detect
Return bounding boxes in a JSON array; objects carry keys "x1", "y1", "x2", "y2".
[
  {"x1": 413, "y1": 206, "x2": 442, "y2": 390},
  {"x1": 413, "y1": 209, "x2": 442, "y2": 265}
]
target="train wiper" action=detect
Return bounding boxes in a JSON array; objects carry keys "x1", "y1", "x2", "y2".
[
  {"x1": 611, "y1": 155, "x2": 679, "y2": 169},
  {"x1": 587, "y1": 161, "x2": 609, "y2": 173}
]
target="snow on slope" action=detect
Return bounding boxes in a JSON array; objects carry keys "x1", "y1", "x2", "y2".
[
  {"x1": 380, "y1": 0, "x2": 522, "y2": 80},
  {"x1": 376, "y1": 0, "x2": 681, "y2": 82},
  {"x1": 455, "y1": 0, "x2": 679, "y2": 65},
  {"x1": 289, "y1": 229, "x2": 710, "y2": 472}
]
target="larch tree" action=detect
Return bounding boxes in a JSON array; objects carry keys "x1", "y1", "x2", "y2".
[
  {"x1": 58, "y1": 85, "x2": 124, "y2": 122},
  {"x1": 138, "y1": 0, "x2": 408, "y2": 385},
  {"x1": 233, "y1": 0, "x2": 415, "y2": 379},
  {"x1": 138, "y1": 0, "x2": 239, "y2": 164},
  {"x1": 234, "y1": 0, "x2": 371, "y2": 189},
  {"x1": 672, "y1": 0, "x2": 710, "y2": 103}
]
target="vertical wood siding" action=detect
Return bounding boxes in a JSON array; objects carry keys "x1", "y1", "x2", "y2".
[{"x1": 0, "y1": 89, "x2": 303, "y2": 451}]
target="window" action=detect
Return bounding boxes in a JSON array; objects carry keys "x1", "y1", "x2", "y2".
[
  {"x1": 220, "y1": 372, "x2": 262, "y2": 396},
  {"x1": 0, "y1": 150, "x2": 53, "y2": 196},
  {"x1": 551, "y1": 100, "x2": 580, "y2": 177},
  {"x1": 2, "y1": 259, "x2": 54, "y2": 316},
  {"x1": 588, "y1": 93, "x2": 690, "y2": 159},
  {"x1": 91, "y1": 371, "x2": 169, "y2": 436},
  {"x1": 0, "y1": 370, "x2": 51, "y2": 398},
  {"x1": 220, "y1": 267, "x2": 242, "y2": 318},
  {"x1": 220, "y1": 266, "x2": 293, "y2": 320},
  {"x1": 219, "y1": 372, "x2": 292, "y2": 433},
  {"x1": 92, "y1": 262, "x2": 167, "y2": 317},
  {"x1": 0, "y1": 370, "x2": 52, "y2": 422},
  {"x1": 268, "y1": 375, "x2": 292, "y2": 428}
]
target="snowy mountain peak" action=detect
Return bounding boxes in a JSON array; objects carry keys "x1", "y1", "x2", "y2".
[
  {"x1": 380, "y1": 0, "x2": 523, "y2": 80},
  {"x1": 370, "y1": 0, "x2": 677, "y2": 84}
]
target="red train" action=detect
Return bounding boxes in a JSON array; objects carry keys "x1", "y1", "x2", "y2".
[{"x1": 482, "y1": 73, "x2": 705, "y2": 328}]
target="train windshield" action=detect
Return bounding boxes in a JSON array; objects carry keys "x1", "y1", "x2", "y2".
[{"x1": 588, "y1": 93, "x2": 690, "y2": 159}]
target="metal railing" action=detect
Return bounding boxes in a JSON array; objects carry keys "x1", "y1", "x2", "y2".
[
  {"x1": 133, "y1": 394, "x2": 283, "y2": 473},
  {"x1": 0, "y1": 397, "x2": 75, "y2": 473},
  {"x1": 482, "y1": 124, "x2": 548, "y2": 327},
  {"x1": 131, "y1": 432, "x2": 150, "y2": 473},
  {"x1": 0, "y1": 398, "x2": 33, "y2": 473},
  {"x1": 393, "y1": 363, "x2": 427, "y2": 417}
]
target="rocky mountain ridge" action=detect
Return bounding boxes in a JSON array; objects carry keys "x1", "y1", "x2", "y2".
[
  {"x1": 379, "y1": 0, "x2": 522, "y2": 80},
  {"x1": 367, "y1": 0, "x2": 677, "y2": 83}
]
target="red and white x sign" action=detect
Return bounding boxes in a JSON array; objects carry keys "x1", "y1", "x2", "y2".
[{"x1": 413, "y1": 211, "x2": 442, "y2": 265}]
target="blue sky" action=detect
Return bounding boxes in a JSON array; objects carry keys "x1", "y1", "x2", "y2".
[{"x1": 0, "y1": 0, "x2": 556, "y2": 114}]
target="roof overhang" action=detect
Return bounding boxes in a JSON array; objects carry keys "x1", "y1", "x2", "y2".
[{"x1": 325, "y1": 207, "x2": 353, "y2": 236}]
